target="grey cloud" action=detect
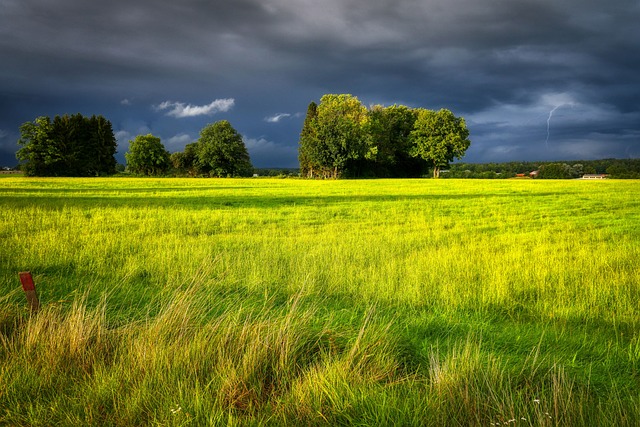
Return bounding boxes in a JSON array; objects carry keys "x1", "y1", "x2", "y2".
[
  {"x1": 165, "y1": 134, "x2": 193, "y2": 152},
  {"x1": 244, "y1": 137, "x2": 298, "y2": 168},
  {"x1": 0, "y1": 0, "x2": 638, "y2": 166}
]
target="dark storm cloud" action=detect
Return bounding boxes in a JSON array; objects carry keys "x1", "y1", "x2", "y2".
[{"x1": 1, "y1": 0, "x2": 639, "y2": 167}]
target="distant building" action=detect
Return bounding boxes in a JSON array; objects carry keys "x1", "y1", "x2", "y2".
[
  {"x1": 529, "y1": 170, "x2": 539, "y2": 178},
  {"x1": 581, "y1": 174, "x2": 608, "y2": 179},
  {"x1": 0, "y1": 167, "x2": 21, "y2": 174}
]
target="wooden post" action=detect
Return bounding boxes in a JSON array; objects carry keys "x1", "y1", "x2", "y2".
[{"x1": 19, "y1": 272, "x2": 40, "y2": 312}]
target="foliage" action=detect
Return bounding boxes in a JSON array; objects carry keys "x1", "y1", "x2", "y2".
[
  {"x1": 168, "y1": 120, "x2": 253, "y2": 178},
  {"x1": 538, "y1": 162, "x2": 582, "y2": 179},
  {"x1": 16, "y1": 114, "x2": 117, "y2": 176},
  {"x1": 298, "y1": 102, "x2": 319, "y2": 178},
  {"x1": 195, "y1": 120, "x2": 253, "y2": 177},
  {"x1": 125, "y1": 134, "x2": 171, "y2": 176},
  {"x1": 363, "y1": 104, "x2": 424, "y2": 177},
  {"x1": 409, "y1": 108, "x2": 471, "y2": 178},
  {"x1": 298, "y1": 95, "x2": 469, "y2": 178},
  {"x1": 1, "y1": 178, "x2": 639, "y2": 425},
  {"x1": 605, "y1": 159, "x2": 640, "y2": 178},
  {"x1": 170, "y1": 142, "x2": 200, "y2": 176},
  {"x1": 312, "y1": 94, "x2": 370, "y2": 178},
  {"x1": 445, "y1": 158, "x2": 640, "y2": 179}
]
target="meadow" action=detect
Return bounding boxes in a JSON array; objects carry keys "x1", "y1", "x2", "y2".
[{"x1": 0, "y1": 176, "x2": 639, "y2": 426}]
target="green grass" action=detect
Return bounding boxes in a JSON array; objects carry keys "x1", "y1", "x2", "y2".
[{"x1": 1, "y1": 177, "x2": 639, "y2": 425}]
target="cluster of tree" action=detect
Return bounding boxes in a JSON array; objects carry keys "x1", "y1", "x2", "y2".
[
  {"x1": 127, "y1": 120, "x2": 253, "y2": 177},
  {"x1": 298, "y1": 94, "x2": 471, "y2": 178},
  {"x1": 16, "y1": 114, "x2": 117, "y2": 176},
  {"x1": 598, "y1": 159, "x2": 640, "y2": 178},
  {"x1": 538, "y1": 163, "x2": 587, "y2": 179},
  {"x1": 445, "y1": 158, "x2": 640, "y2": 179}
]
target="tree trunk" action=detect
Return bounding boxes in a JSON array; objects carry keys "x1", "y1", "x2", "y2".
[{"x1": 433, "y1": 165, "x2": 440, "y2": 179}]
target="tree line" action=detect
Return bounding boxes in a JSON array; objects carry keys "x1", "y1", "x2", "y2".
[
  {"x1": 16, "y1": 115, "x2": 253, "y2": 177},
  {"x1": 129, "y1": 120, "x2": 253, "y2": 177},
  {"x1": 445, "y1": 159, "x2": 640, "y2": 179},
  {"x1": 16, "y1": 109, "x2": 639, "y2": 179},
  {"x1": 16, "y1": 114, "x2": 117, "y2": 176},
  {"x1": 298, "y1": 94, "x2": 471, "y2": 178}
]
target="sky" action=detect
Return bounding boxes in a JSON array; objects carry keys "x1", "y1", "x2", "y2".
[{"x1": 1, "y1": 0, "x2": 639, "y2": 168}]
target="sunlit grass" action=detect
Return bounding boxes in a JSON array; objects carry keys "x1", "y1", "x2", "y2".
[{"x1": 1, "y1": 177, "x2": 639, "y2": 425}]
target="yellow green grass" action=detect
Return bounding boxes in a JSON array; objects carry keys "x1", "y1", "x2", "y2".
[{"x1": 1, "y1": 177, "x2": 639, "y2": 425}]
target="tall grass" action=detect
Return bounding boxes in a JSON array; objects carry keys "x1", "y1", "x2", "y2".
[{"x1": 1, "y1": 177, "x2": 639, "y2": 425}]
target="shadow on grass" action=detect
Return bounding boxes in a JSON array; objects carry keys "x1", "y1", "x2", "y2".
[{"x1": 0, "y1": 191, "x2": 567, "y2": 211}]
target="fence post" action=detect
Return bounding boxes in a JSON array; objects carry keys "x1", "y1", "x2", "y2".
[{"x1": 19, "y1": 272, "x2": 40, "y2": 312}]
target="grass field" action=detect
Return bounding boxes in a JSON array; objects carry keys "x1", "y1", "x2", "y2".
[{"x1": 1, "y1": 177, "x2": 639, "y2": 425}]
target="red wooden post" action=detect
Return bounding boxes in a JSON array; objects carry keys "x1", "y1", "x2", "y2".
[{"x1": 19, "y1": 272, "x2": 40, "y2": 312}]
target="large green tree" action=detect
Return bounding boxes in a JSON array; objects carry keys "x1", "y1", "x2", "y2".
[
  {"x1": 88, "y1": 115, "x2": 118, "y2": 176},
  {"x1": 196, "y1": 120, "x2": 253, "y2": 177},
  {"x1": 410, "y1": 108, "x2": 471, "y2": 178},
  {"x1": 365, "y1": 104, "x2": 423, "y2": 177},
  {"x1": 298, "y1": 102, "x2": 319, "y2": 178},
  {"x1": 313, "y1": 94, "x2": 369, "y2": 178},
  {"x1": 16, "y1": 114, "x2": 117, "y2": 176},
  {"x1": 125, "y1": 134, "x2": 171, "y2": 176},
  {"x1": 16, "y1": 116, "x2": 55, "y2": 176}
]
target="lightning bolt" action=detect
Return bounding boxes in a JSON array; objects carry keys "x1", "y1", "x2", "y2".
[{"x1": 545, "y1": 105, "x2": 562, "y2": 148}]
